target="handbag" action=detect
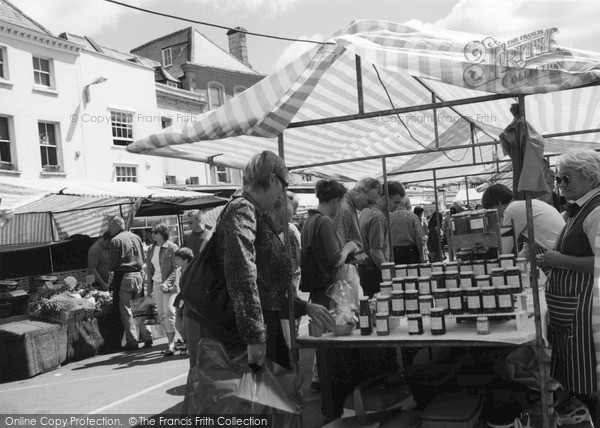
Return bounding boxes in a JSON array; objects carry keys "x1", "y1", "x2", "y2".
[
  {"x1": 179, "y1": 200, "x2": 245, "y2": 350},
  {"x1": 299, "y1": 214, "x2": 331, "y2": 293}
]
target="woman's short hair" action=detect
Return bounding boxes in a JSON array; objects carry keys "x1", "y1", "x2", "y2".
[
  {"x1": 151, "y1": 222, "x2": 170, "y2": 241},
  {"x1": 174, "y1": 247, "x2": 194, "y2": 261},
  {"x1": 353, "y1": 177, "x2": 382, "y2": 194},
  {"x1": 481, "y1": 184, "x2": 513, "y2": 209},
  {"x1": 556, "y1": 148, "x2": 600, "y2": 188},
  {"x1": 243, "y1": 150, "x2": 288, "y2": 190},
  {"x1": 315, "y1": 180, "x2": 347, "y2": 203}
]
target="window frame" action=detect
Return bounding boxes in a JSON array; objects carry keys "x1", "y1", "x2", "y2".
[
  {"x1": 208, "y1": 82, "x2": 225, "y2": 110},
  {"x1": 0, "y1": 46, "x2": 7, "y2": 80},
  {"x1": 162, "y1": 47, "x2": 173, "y2": 67},
  {"x1": 188, "y1": 176, "x2": 199, "y2": 185},
  {"x1": 38, "y1": 121, "x2": 60, "y2": 169},
  {"x1": 0, "y1": 115, "x2": 13, "y2": 163},
  {"x1": 32, "y1": 56, "x2": 53, "y2": 88},
  {"x1": 161, "y1": 116, "x2": 173, "y2": 129},
  {"x1": 165, "y1": 175, "x2": 177, "y2": 185},
  {"x1": 215, "y1": 165, "x2": 231, "y2": 183},
  {"x1": 115, "y1": 165, "x2": 138, "y2": 182},
  {"x1": 110, "y1": 110, "x2": 134, "y2": 147}
]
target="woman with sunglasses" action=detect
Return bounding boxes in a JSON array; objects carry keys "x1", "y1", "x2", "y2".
[{"x1": 537, "y1": 148, "x2": 600, "y2": 425}]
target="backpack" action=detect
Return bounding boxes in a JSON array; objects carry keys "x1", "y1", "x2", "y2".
[
  {"x1": 179, "y1": 200, "x2": 244, "y2": 350},
  {"x1": 299, "y1": 213, "x2": 331, "y2": 293}
]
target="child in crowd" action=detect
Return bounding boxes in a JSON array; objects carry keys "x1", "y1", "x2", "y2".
[{"x1": 166, "y1": 247, "x2": 194, "y2": 355}]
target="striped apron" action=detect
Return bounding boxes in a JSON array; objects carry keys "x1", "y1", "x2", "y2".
[{"x1": 546, "y1": 192, "x2": 600, "y2": 394}]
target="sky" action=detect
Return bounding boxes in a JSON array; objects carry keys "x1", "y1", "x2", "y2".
[{"x1": 8, "y1": 0, "x2": 600, "y2": 76}]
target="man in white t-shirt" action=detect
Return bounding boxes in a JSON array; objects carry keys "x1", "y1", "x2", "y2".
[{"x1": 481, "y1": 184, "x2": 565, "y2": 257}]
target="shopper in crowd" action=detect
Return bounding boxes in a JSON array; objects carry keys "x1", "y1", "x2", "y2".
[
  {"x1": 163, "y1": 247, "x2": 194, "y2": 356},
  {"x1": 182, "y1": 210, "x2": 211, "y2": 258},
  {"x1": 270, "y1": 191, "x2": 302, "y2": 291},
  {"x1": 184, "y1": 150, "x2": 334, "y2": 372},
  {"x1": 383, "y1": 182, "x2": 426, "y2": 264},
  {"x1": 146, "y1": 223, "x2": 179, "y2": 356},
  {"x1": 481, "y1": 183, "x2": 564, "y2": 257},
  {"x1": 88, "y1": 230, "x2": 112, "y2": 291},
  {"x1": 442, "y1": 202, "x2": 465, "y2": 247},
  {"x1": 537, "y1": 148, "x2": 600, "y2": 426},
  {"x1": 427, "y1": 212, "x2": 444, "y2": 262},
  {"x1": 357, "y1": 179, "x2": 388, "y2": 298},
  {"x1": 413, "y1": 206, "x2": 429, "y2": 261},
  {"x1": 107, "y1": 216, "x2": 151, "y2": 351},
  {"x1": 333, "y1": 177, "x2": 382, "y2": 259}
]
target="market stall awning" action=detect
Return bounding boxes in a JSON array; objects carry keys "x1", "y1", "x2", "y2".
[
  {"x1": 126, "y1": 20, "x2": 600, "y2": 185},
  {"x1": 0, "y1": 178, "x2": 226, "y2": 246}
]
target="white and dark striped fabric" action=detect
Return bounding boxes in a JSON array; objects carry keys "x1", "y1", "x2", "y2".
[{"x1": 127, "y1": 20, "x2": 600, "y2": 185}]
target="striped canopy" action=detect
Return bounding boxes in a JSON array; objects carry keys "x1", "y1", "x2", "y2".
[
  {"x1": 0, "y1": 178, "x2": 221, "y2": 246},
  {"x1": 127, "y1": 20, "x2": 600, "y2": 185}
]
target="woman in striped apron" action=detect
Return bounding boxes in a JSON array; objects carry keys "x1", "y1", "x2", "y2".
[{"x1": 537, "y1": 148, "x2": 600, "y2": 426}]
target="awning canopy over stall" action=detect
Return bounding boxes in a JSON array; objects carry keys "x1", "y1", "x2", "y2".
[
  {"x1": 0, "y1": 178, "x2": 226, "y2": 246},
  {"x1": 127, "y1": 20, "x2": 600, "y2": 186}
]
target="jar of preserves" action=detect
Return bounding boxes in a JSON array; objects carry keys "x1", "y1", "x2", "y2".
[
  {"x1": 506, "y1": 267, "x2": 523, "y2": 293},
  {"x1": 448, "y1": 288, "x2": 463, "y2": 315},
  {"x1": 407, "y1": 264, "x2": 420, "y2": 277},
  {"x1": 430, "y1": 308, "x2": 446, "y2": 335},
  {"x1": 515, "y1": 257, "x2": 530, "y2": 289},
  {"x1": 431, "y1": 262, "x2": 445, "y2": 274},
  {"x1": 376, "y1": 293, "x2": 391, "y2": 314},
  {"x1": 359, "y1": 296, "x2": 372, "y2": 336},
  {"x1": 458, "y1": 259, "x2": 473, "y2": 273},
  {"x1": 466, "y1": 287, "x2": 482, "y2": 314},
  {"x1": 392, "y1": 277, "x2": 404, "y2": 292},
  {"x1": 445, "y1": 261, "x2": 459, "y2": 272},
  {"x1": 408, "y1": 314, "x2": 424, "y2": 335},
  {"x1": 497, "y1": 285, "x2": 513, "y2": 313},
  {"x1": 433, "y1": 288, "x2": 449, "y2": 314},
  {"x1": 459, "y1": 271, "x2": 474, "y2": 290},
  {"x1": 376, "y1": 312, "x2": 390, "y2": 336},
  {"x1": 404, "y1": 290, "x2": 419, "y2": 315},
  {"x1": 499, "y1": 254, "x2": 515, "y2": 268},
  {"x1": 395, "y1": 264, "x2": 408, "y2": 278},
  {"x1": 475, "y1": 274, "x2": 492, "y2": 289},
  {"x1": 419, "y1": 263, "x2": 432, "y2": 277},
  {"x1": 381, "y1": 262, "x2": 395, "y2": 281},
  {"x1": 472, "y1": 260, "x2": 486, "y2": 276},
  {"x1": 480, "y1": 286, "x2": 498, "y2": 313},
  {"x1": 379, "y1": 281, "x2": 393, "y2": 296},
  {"x1": 418, "y1": 276, "x2": 432, "y2": 295},
  {"x1": 403, "y1": 276, "x2": 418, "y2": 292},
  {"x1": 431, "y1": 272, "x2": 445, "y2": 291},
  {"x1": 477, "y1": 316, "x2": 490, "y2": 335},
  {"x1": 391, "y1": 291, "x2": 405, "y2": 316},
  {"x1": 444, "y1": 271, "x2": 459, "y2": 289},
  {"x1": 418, "y1": 295, "x2": 433, "y2": 316},
  {"x1": 485, "y1": 258, "x2": 499, "y2": 274},
  {"x1": 490, "y1": 268, "x2": 506, "y2": 287}
]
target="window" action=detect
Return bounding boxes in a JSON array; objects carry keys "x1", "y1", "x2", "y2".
[
  {"x1": 216, "y1": 165, "x2": 231, "y2": 183},
  {"x1": 188, "y1": 176, "x2": 199, "y2": 185},
  {"x1": 115, "y1": 166, "x2": 137, "y2": 182},
  {"x1": 0, "y1": 47, "x2": 5, "y2": 79},
  {"x1": 162, "y1": 47, "x2": 172, "y2": 67},
  {"x1": 0, "y1": 116, "x2": 11, "y2": 162},
  {"x1": 208, "y1": 84, "x2": 224, "y2": 110},
  {"x1": 39, "y1": 121, "x2": 58, "y2": 167},
  {"x1": 165, "y1": 175, "x2": 177, "y2": 185},
  {"x1": 161, "y1": 116, "x2": 172, "y2": 129},
  {"x1": 32, "y1": 57, "x2": 51, "y2": 87},
  {"x1": 166, "y1": 81, "x2": 179, "y2": 88},
  {"x1": 233, "y1": 86, "x2": 246, "y2": 97},
  {"x1": 110, "y1": 111, "x2": 133, "y2": 146}
]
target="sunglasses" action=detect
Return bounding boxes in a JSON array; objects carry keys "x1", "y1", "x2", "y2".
[
  {"x1": 274, "y1": 173, "x2": 289, "y2": 189},
  {"x1": 555, "y1": 175, "x2": 571, "y2": 185}
]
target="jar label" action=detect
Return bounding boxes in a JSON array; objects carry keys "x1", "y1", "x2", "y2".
[
  {"x1": 408, "y1": 268, "x2": 419, "y2": 277},
  {"x1": 445, "y1": 279, "x2": 458, "y2": 288},
  {"x1": 405, "y1": 283, "x2": 417, "y2": 292},
  {"x1": 376, "y1": 319, "x2": 389, "y2": 332},
  {"x1": 483, "y1": 295, "x2": 496, "y2": 309},
  {"x1": 421, "y1": 267, "x2": 432, "y2": 276},
  {"x1": 431, "y1": 317, "x2": 443, "y2": 330},
  {"x1": 377, "y1": 301, "x2": 389, "y2": 313},
  {"x1": 419, "y1": 302, "x2": 432, "y2": 315},
  {"x1": 460, "y1": 278, "x2": 472, "y2": 289},
  {"x1": 507, "y1": 275, "x2": 520, "y2": 287},
  {"x1": 408, "y1": 319, "x2": 419, "y2": 333},
  {"x1": 405, "y1": 300, "x2": 418, "y2": 311},
  {"x1": 473, "y1": 265, "x2": 485, "y2": 276},
  {"x1": 500, "y1": 260, "x2": 513, "y2": 268},
  {"x1": 380, "y1": 286, "x2": 392, "y2": 296},
  {"x1": 435, "y1": 298, "x2": 448, "y2": 309},
  {"x1": 382, "y1": 270, "x2": 391, "y2": 280},
  {"x1": 359, "y1": 315, "x2": 370, "y2": 328},
  {"x1": 477, "y1": 320, "x2": 489, "y2": 333},
  {"x1": 392, "y1": 282, "x2": 403, "y2": 292},
  {"x1": 468, "y1": 295, "x2": 481, "y2": 309},
  {"x1": 449, "y1": 296, "x2": 462, "y2": 309},
  {"x1": 492, "y1": 276, "x2": 505, "y2": 286},
  {"x1": 392, "y1": 299, "x2": 404, "y2": 311},
  {"x1": 498, "y1": 295, "x2": 512, "y2": 308},
  {"x1": 419, "y1": 282, "x2": 431, "y2": 294}
]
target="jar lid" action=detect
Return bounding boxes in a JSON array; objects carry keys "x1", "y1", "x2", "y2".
[
  {"x1": 419, "y1": 263, "x2": 431, "y2": 267},
  {"x1": 392, "y1": 277, "x2": 404, "y2": 282},
  {"x1": 404, "y1": 276, "x2": 419, "y2": 281},
  {"x1": 405, "y1": 290, "x2": 419, "y2": 295},
  {"x1": 506, "y1": 267, "x2": 521, "y2": 272},
  {"x1": 515, "y1": 257, "x2": 527, "y2": 262},
  {"x1": 490, "y1": 268, "x2": 505, "y2": 273},
  {"x1": 475, "y1": 275, "x2": 491, "y2": 279},
  {"x1": 408, "y1": 263, "x2": 420, "y2": 267},
  {"x1": 497, "y1": 285, "x2": 511, "y2": 290},
  {"x1": 432, "y1": 262, "x2": 445, "y2": 266},
  {"x1": 418, "y1": 295, "x2": 433, "y2": 300},
  {"x1": 480, "y1": 286, "x2": 496, "y2": 291},
  {"x1": 460, "y1": 271, "x2": 474, "y2": 276},
  {"x1": 391, "y1": 290, "x2": 403, "y2": 295},
  {"x1": 472, "y1": 259, "x2": 485, "y2": 263},
  {"x1": 381, "y1": 262, "x2": 395, "y2": 267},
  {"x1": 395, "y1": 264, "x2": 408, "y2": 268},
  {"x1": 477, "y1": 316, "x2": 489, "y2": 321},
  {"x1": 445, "y1": 270, "x2": 459, "y2": 275},
  {"x1": 485, "y1": 258, "x2": 499, "y2": 263},
  {"x1": 445, "y1": 261, "x2": 458, "y2": 266},
  {"x1": 448, "y1": 287, "x2": 462, "y2": 292},
  {"x1": 499, "y1": 254, "x2": 515, "y2": 259},
  {"x1": 430, "y1": 307, "x2": 444, "y2": 314},
  {"x1": 377, "y1": 294, "x2": 390, "y2": 300},
  {"x1": 380, "y1": 281, "x2": 393, "y2": 286},
  {"x1": 377, "y1": 312, "x2": 389, "y2": 317},
  {"x1": 418, "y1": 276, "x2": 431, "y2": 281}
]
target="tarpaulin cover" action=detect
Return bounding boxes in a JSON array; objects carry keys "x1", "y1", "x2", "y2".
[{"x1": 127, "y1": 20, "x2": 600, "y2": 185}]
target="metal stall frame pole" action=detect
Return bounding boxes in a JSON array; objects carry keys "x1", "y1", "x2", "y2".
[
  {"x1": 279, "y1": 132, "x2": 299, "y2": 372},
  {"x1": 433, "y1": 170, "x2": 443, "y2": 260},
  {"x1": 465, "y1": 176, "x2": 470, "y2": 207},
  {"x1": 519, "y1": 95, "x2": 550, "y2": 428},
  {"x1": 382, "y1": 157, "x2": 393, "y2": 260}
]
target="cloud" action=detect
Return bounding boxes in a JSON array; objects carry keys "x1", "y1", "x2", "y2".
[
  {"x1": 190, "y1": 0, "x2": 302, "y2": 16},
  {"x1": 435, "y1": 0, "x2": 600, "y2": 51},
  {"x1": 273, "y1": 33, "x2": 325, "y2": 72}
]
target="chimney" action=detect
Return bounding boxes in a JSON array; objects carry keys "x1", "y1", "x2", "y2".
[{"x1": 226, "y1": 26, "x2": 251, "y2": 68}]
